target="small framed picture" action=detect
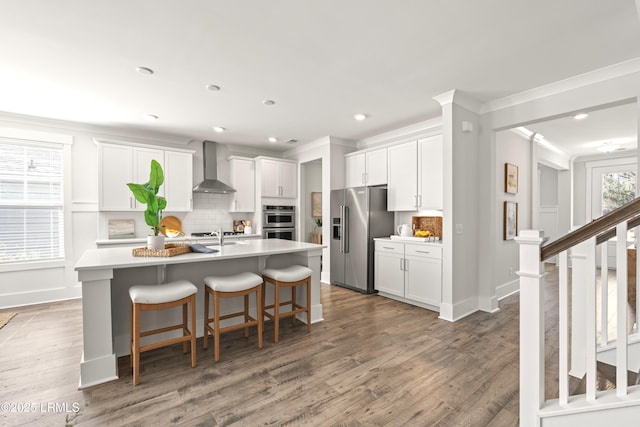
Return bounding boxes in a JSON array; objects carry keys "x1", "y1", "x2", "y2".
[
  {"x1": 504, "y1": 201, "x2": 518, "y2": 240},
  {"x1": 311, "y1": 192, "x2": 322, "y2": 217},
  {"x1": 505, "y1": 163, "x2": 518, "y2": 194}
]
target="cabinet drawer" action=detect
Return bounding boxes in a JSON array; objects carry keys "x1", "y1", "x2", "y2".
[
  {"x1": 405, "y1": 244, "x2": 442, "y2": 259},
  {"x1": 375, "y1": 241, "x2": 404, "y2": 254}
]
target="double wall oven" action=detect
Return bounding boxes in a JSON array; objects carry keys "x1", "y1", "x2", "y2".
[{"x1": 262, "y1": 205, "x2": 295, "y2": 240}]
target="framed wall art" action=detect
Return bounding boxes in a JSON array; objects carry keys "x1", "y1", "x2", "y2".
[
  {"x1": 311, "y1": 191, "x2": 322, "y2": 217},
  {"x1": 503, "y1": 201, "x2": 518, "y2": 240},
  {"x1": 504, "y1": 163, "x2": 518, "y2": 194}
]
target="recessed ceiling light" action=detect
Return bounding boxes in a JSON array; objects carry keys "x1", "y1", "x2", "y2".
[
  {"x1": 206, "y1": 84, "x2": 221, "y2": 92},
  {"x1": 268, "y1": 137, "x2": 278, "y2": 143},
  {"x1": 213, "y1": 126, "x2": 225, "y2": 133},
  {"x1": 354, "y1": 113, "x2": 367, "y2": 121},
  {"x1": 574, "y1": 113, "x2": 589, "y2": 120},
  {"x1": 136, "y1": 66, "x2": 154, "y2": 75},
  {"x1": 262, "y1": 100, "x2": 275, "y2": 106},
  {"x1": 144, "y1": 114, "x2": 158, "y2": 121},
  {"x1": 598, "y1": 142, "x2": 622, "y2": 153}
]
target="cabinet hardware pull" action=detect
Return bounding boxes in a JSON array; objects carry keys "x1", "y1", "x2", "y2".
[
  {"x1": 400, "y1": 258, "x2": 404, "y2": 271},
  {"x1": 382, "y1": 246, "x2": 395, "y2": 250},
  {"x1": 416, "y1": 250, "x2": 430, "y2": 254},
  {"x1": 404, "y1": 259, "x2": 408, "y2": 271}
]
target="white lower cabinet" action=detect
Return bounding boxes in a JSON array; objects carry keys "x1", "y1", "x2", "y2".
[{"x1": 374, "y1": 240, "x2": 442, "y2": 310}]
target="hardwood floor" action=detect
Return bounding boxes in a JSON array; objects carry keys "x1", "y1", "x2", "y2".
[{"x1": 0, "y1": 273, "x2": 563, "y2": 427}]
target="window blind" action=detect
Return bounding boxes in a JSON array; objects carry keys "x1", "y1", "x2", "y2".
[{"x1": 0, "y1": 142, "x2": 64, "y2": 263}]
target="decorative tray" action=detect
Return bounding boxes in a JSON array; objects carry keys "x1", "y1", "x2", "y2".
[{"x1": 132, "y1": 243, "x2": 192, "y2": 257}]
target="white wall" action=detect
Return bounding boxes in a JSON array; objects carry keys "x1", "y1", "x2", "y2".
[
  {"x1": 300, "y1": 161, "x2": 322, "y2": 242},
  {"x1": 493, "y1": 130, "x2": 531, "y2": 297}
]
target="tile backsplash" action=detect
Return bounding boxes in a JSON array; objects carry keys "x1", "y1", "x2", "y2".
[{"x1": 100, "y1": 192, "x2": 256, "y2": 239}]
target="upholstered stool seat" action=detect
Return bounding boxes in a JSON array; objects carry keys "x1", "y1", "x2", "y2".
[
  {"x1": 203, "y1": 272, "x2": 264, "y2": 361},
  {"x1": 261, "y1": 265, "x2": 312, "y2": 343},
  {"x1": 128, "y1": 280, "x2": 197, "y2": 385}
]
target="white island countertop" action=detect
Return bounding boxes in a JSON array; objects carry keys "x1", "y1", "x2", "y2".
[
  {"x1": 76, "y1": 238, "x2": 324, "y2": 272},
  {"x1": 74, "y1": 238, "x2": 325, "y2": 389}
]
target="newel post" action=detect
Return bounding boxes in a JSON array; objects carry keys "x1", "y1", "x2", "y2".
[{"x1": 516, "y1": 230, "x2": 546, "y2": 427}]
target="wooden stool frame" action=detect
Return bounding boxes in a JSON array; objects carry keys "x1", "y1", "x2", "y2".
[
  {"x1": 203, "y1": 283, "x2": 263, "y2": 362},
  {"x1": 130, "y1": 293, "x2": 197, "y2": 385},
  {"x1": 261, "y1": 274, "x2": 311, "y2": 343}
]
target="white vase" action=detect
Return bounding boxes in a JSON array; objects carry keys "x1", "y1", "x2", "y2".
[{"x1": 147, "y1": 235, "x2": 165, "y2": 250}]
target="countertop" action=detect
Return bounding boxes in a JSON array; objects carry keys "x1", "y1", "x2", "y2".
[
  {"x1": 76, "y1": 238, "x2": 325, "y2": 271},
  {"x1": 374, "y1": 236, "x2": 443, "y2": 247},
  {"x1": 95, "y1": 233, "x2": 261, "y2": 247}
]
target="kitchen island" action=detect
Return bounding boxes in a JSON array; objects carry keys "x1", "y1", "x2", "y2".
[{"x1": 74, "y1": 239, "x2": 324, "y2": 389}]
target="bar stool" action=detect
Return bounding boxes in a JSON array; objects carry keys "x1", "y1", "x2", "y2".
[
  {"x1": 203, "y1": 272, "x2": 264, "y2": 362},
  {"x1": 129, "y1": 280, "x2": 197, "y2": 385},
  {"x1": 261, "y1": 265, "x2": 312, "y2": 343}
]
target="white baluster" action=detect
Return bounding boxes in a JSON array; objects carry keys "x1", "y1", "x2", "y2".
[
  {"x1": 616, "y1": 222, "x2": 628, "y2": 397},
  {"x1": 559, "y1": 251, "x2": 569, "y2": 405},
  {"x1": 600, "y1": 241, "x2": 609, "y2": 346},
  {"x1": 570, "y1": 241, "x2": 587, "y2": 378},
  {"x1": 585, "y1": 237, "x2": 597, "y2": 402}
]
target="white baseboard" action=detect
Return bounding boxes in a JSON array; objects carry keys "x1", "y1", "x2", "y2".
[
  {"x1": 0, "y1": 286, "x2": 82, "y2": 309},
  {"x1": 497, "y1": 279, "x2": 520, "y2": 300},
  {"x1": 439, "y1": 297, "x2": 478, "y2": 322}
]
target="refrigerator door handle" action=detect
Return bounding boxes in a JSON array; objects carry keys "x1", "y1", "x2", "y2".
[
  {"x1": 339, "y1": 205, "x2": 345, "y2": 253},
  {"x1": 343, "y1": 206, "x2": 349, "y2": 253}
]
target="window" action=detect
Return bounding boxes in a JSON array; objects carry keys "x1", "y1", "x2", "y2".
[
  {"x1": 601, "y1": 170, "x2": 636, "y2": 216},
  {"x1": 0, "y1": 141, "x2": 64, "y2": 263}
]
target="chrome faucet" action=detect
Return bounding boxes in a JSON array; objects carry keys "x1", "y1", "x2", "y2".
[{"x1": 211, "y1": 226, "x2": 224, "y2": 246}]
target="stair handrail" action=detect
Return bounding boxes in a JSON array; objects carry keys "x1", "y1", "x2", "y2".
[{"x1": 540, "y1": 197, "x2": 640, "y2": 261}]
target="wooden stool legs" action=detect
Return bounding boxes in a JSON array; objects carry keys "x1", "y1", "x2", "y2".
[
  {"x1": 130, "y1": 294, "x2": 197, "y2": 385},
  {"x1": 203, "y1": 283, "x2": 263, "y2": 362},
  {"x1": 262, "y1": 275, "x2": 311, "y2": 343}
]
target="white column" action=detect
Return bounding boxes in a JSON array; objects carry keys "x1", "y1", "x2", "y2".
[
  {"x1": 78, "y1": 268, "x2": 118, "y2": 389},
  {"x1": 516, "y1": 230, "x2": 546, "y2": 427}
]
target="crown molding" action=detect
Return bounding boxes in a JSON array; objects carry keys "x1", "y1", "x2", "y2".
[
  {"x1": 0, "y1": 110, "x2": 193, "y2": 146},
  {"x1": 357, "y1": 117, "x2": 442, "y2": 149},
  {"x1": 433, "y1": 90, "x2": 483, "y2": 114},
  {"x1": 481, "y1": 57, "x2": 640, "y2": 114}
]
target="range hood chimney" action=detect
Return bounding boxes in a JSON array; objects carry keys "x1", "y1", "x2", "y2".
[{"x1": 192, "y1": 141, "x2": 236, "y2": 193}]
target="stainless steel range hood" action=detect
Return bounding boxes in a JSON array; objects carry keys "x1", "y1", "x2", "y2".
[{"x1": 192, "y1": 141, "x2": 236, "y2": 193}]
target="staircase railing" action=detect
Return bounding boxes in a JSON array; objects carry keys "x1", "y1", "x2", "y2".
[{"x1": 517, "y1": 197, "x2": 640, "y2": 426}]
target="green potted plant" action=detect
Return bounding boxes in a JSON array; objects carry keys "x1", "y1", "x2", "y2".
[
  {"x1": 314, "y1": 217, "x2": 322, "y2": 231},
  {"x1": 127, "y1": 159, "x2": 167, "y2": 250}
]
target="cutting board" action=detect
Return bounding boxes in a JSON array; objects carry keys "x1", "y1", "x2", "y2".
[{"x1": 159, "y1": 216, "x2": 182, "y2": 235}]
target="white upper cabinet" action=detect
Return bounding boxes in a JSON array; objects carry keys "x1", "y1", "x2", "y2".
[
  {"x1": 387, "y1": 135, "x2": 442, "y2": 211},
  {"x1": 259, "y1": 158, "x2": 297, "y2": 198},
  {"x1": 387, "y1": 141, "x2": 419, "y2": 211},
  {"x1": 164, "y1": 150, "x2": 193, "y2": 211},
  {"x1": 97, "y1": 140, "x2": 193, "y2": 212},
  {"x1": 345, "y1": 153, "x2": 366, "y2": 187},
  {"x1": 366, "y1": 148, "x2": 388, "y2": 186},
  {"x1": 99, "y1": 143, "x2": 134, "y2": 211},
  {"x1": 228, "y1": 156, "x2": 255, "y2": 212},
  {"x1": 345, "y1": 148, "x2": 387, "y2": 188},
  {"x1": 417, "y1": 135, "x2": 443, "y2": 211}
]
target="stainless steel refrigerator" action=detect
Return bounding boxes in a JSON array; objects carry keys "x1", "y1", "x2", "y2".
[{"x1": 330, "y1": 186, "x2": 394, "y2": 293}]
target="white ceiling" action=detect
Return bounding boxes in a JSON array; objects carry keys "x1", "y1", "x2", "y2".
[
  {"x1": 0, "y1": 1, "x2": 639, "y2": 151},
  {"x1": 523, "y1": 102, "x2": 638, "y2": 159}
]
